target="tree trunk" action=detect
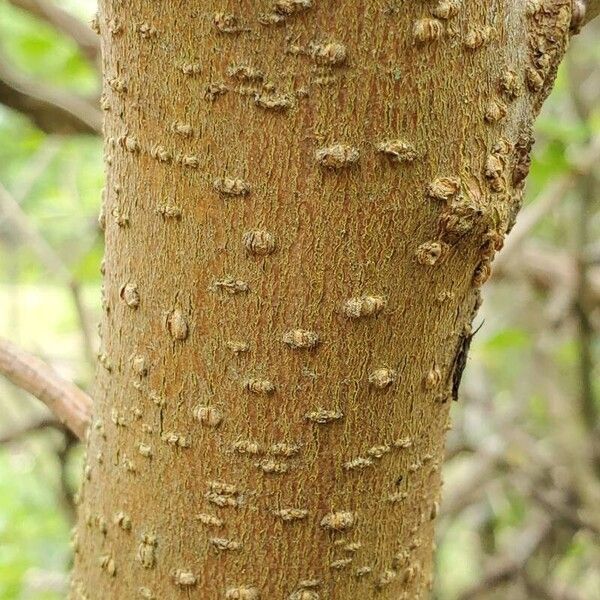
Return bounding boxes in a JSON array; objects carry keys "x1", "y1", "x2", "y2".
[{"x1": 71, "y1": 1, "x2": 576, "y2": 598}]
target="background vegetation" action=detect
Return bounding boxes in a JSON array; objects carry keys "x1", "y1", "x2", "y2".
[{"x1": 0, "y1": 2, "x2": 598, "y2": 598}]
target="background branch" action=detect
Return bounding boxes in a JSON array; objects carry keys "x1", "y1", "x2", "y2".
[
  {"x1": 0, "y1": 337, "x2": 92, "y2": 439},
  {"x1": 569, "y1": 57, "x2": 600, "y2": 473}
]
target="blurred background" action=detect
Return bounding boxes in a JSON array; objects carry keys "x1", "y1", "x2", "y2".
[{"x1": 0, "y1": 2, "x2": 598, "y2": 599}]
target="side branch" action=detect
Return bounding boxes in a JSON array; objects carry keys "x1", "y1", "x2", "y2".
[
  {"x1": 0, "y1": 337, "x2": 93, "y2": 440},
  {"x1": 0, "y1": 57, "x2": 101, "y2": 134}
]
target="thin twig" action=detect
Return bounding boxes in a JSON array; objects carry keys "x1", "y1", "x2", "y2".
[
  {"x1": 574, "y1": 172, "x2": 600, "y2": 462},
  {"x1": 0, "y1": 140, "x2": 61, "y2": 236},
  {"x1": 0, "y1": 337, "x2": 92, "y2": 439},
  {"x1": 441, "y1": 444, "x2": 505, "y2": 518},
  {"x1": 444, "y1": 439, "x2": 474, "y2": 462},
  {"x1": 0, "y1": 182, "x2": 96, "y2": 366},
  {"x1": 532, "y1": 486, "x2": 600, "y2": 537},
  {"x1": 11, "y1": 139, "x2": 61, "y2": 205},
  {"x1": 69, "y1": 280, "x2": 96, "y2": 368},
  {"x1": 56, "y1": 431, "x2": 78, "y2": 522},
  {"x1": 510, "y1": 466, "x2": 600, "y2": 538},
  {"x1": 569, "y1": 60, "x2": 600, "y2": 472},
  {"x1": 494, "y1": 243, "x2": 600, "y2": 309}
]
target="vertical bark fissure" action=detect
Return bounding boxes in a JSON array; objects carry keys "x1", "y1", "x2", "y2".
[{"x1": 71, "y1": 1, "x2": 575, "y2": 598}]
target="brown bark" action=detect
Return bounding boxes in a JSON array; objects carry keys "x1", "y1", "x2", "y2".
[{"x1": 71, "y1": 2, "x2": 577, "y2": 598}]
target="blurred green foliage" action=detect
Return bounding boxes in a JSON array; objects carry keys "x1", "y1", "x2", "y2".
[{"x1": 0, "y1": 445, "x2": 80, "y2": 599}]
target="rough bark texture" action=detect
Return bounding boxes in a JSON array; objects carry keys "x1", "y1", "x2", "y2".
[{"x1": 71, "y1": 1, "x2": 576, "y2": 598}]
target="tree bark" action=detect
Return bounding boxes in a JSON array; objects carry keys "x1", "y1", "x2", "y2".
[{"x1": 71, "y1": 1, "x2": 577, "y2": 598}]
